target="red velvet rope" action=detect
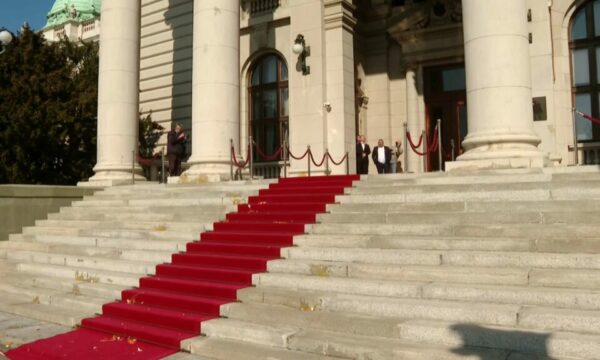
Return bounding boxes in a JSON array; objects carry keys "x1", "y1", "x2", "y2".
[
  {"x1": 253, "y1": 143, "x2": 283, "y2": 161},
  {"x1": 136, "y1": 152, "x2": 161, "y2": 167},
  {"x1": 231, "y1": 145, "x2": 251, "y2": 168},
  {"x1": 408, "y1": 127, "x2": 439, "y2": 156},
  {"x1": 309, "y1": 150, "x2": 327, "y2": 167},
  {"x1": 286, "y1": 147, "x2": 310, "y2": 160},
  {"x1": 576, "y1": 110, "x2": 600, "y2": 126},
  {"x1": 407, "y1": 132, "x2": 423, "y2": 150},
  {"x1": 326, "y1": 151, "x2": 348, "y2": 166}
]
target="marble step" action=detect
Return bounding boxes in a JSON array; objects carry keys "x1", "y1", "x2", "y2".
[
  {"x1": 250, "y1": 273, "x2": 600, "y2": 310},
  {"x1": 398, "y1": 319, "x2": 600, "y2": 360},
  {"x1": 16, "y1": 262, "x2": 146, "y2": 287},
  {"x1": 280, "y1": 247, "x2": 600, "y2": 270},
  {"x1": 34, "y1": 219, "x2": 208, "y2": 233},
  {"x1": 13, "y1": 234, "x2": 188, "y2": 252},
  {"x1": 7, "y1": 250, "x2": 158, "y2": 275}
]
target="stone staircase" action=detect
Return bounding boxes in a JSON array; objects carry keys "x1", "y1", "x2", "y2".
[
  {"x1": 183, "y1": 168, "x2": 600, "y2": 360},
  {"x1": 0, "y1": 180, "x2": 273, "y2": 334}
]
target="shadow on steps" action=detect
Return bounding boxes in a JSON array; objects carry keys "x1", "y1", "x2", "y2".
[{"x1": 451, "y1": 324, "x2": 557, "y2": 360}]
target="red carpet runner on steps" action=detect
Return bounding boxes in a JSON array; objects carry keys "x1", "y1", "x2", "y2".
[{"x1": 6, "y1": 175, "x2": 359, "y2": 360}]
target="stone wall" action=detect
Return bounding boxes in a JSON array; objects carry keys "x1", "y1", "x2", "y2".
[{"x1": 0, "y1": 186, "x2": 97, "y2": 241}]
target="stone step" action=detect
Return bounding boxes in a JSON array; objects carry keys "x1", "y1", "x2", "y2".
[
  {"x1": 8, "y1": 250, "x2": 158, "y2": 275},
  {"x1": 200, "y1": 318, "x2": 298, "y2": 348},
  {"x1": 267, "y1": 260, "x2": 530, "y2": 286},
  {"x1": 16, "y1": 262, "x2": 145, "y2": 287},
  {"x1": 311, "y1": 222, "x2": 600, "y2": 240},
  {"x1": 0, "y1": 295, "x2": 88, "y2": 327},
  {"x1": 326, "y1": 199, "x2": 600, "y2": 214},
  {"x1": 58, "y1": 204, "x2": 235, "y2": 215},
  {"x1": 251, "y1": 273, "x2": 600, "y2": 311},
  {"x1": 16, "y1": 234, "x2": 188, "y2": 252},
  {"x1": 318, "y1": 210, "x2": 600, "y2": 226},
  {"x1": 35, "y1": 219, "x2": 208, "y2": 233},
  {"x1": 78, "y1": 228, "x2": 202, "y2": 241},
  {"x1": 293, "y1": 234, "x2": 536, "y2": 252},
  {"x1": 221, "y1": 301, "x2": 401, "y2": 339},
  {"x1": 127, "y1": 197, "x2": 249, "y2": 207},
  {"x1": 337, "y1": 188, "x2": 551, "y2": 203},
  {"x1": 87, "y1": 189, "x2": 259, "y2": 200},
  {"x1": 347, "y1": 180, "x2": 554, "y2": 194},
  {"x1": 48, "y1": 211, "x2": 226, "y2": 223},
  {"x1": 186, "y1": 337, "x2": 339, "y2": 360},
  {"x1": 398, "y1": 319, "x2": 600, "y2": 360},
  {"x1": 282, "y1": 247, "x2": 600, "y2": 270}
]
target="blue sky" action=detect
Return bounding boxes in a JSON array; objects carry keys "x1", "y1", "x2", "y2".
[{"x1": 1, "y1": 0, "x2": 56, "y2": 33}]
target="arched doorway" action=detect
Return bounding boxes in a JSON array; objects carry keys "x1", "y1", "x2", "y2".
[
  {"x1": 570, "y1": 0, "x2": 600, "y2": 142},
  {"x1": 248, "y1": 54, "x2": 289, "y2": 163}
]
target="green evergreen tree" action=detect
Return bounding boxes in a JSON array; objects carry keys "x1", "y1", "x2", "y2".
[{"x1": 0, "y1": 26, "x2": 98, "y2": 185}]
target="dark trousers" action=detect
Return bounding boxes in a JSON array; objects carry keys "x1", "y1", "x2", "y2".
[
  {"x1": 168, "y1": 153, "x2": 182, "y2": 176},
  {"x1": 375, "y1": 162, "x2": 387, "y2": 174},
  {"x1": 357, "y1": 157, "x2": 369, "y2": 174}
]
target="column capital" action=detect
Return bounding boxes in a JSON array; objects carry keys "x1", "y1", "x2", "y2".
[{"x1": 324, "y1": 0, "x2": 357, "y2": 32}]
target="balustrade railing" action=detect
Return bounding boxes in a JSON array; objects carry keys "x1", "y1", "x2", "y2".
[{"x1": 247, "y1": 0, "x2": 281, "y2": 15}]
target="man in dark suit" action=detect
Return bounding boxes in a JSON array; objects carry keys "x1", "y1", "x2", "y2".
[
  {"x1": 356, "y1": 135, "x2": 371, "y2": 174},
  {"x1": 167, "y1": 123, "x2": 186, "y2": 176},
  {"x1": 372, "y1": 138, "x2": 392, "y2": 174}
]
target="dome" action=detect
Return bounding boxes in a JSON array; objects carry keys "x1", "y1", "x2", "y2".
[{"x1": 45, "y1": 0, "x2": 102, "y2": 28}]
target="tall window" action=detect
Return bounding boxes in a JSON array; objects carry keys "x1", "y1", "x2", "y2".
[
  {"x1": 249, "y1": 54, "x2": 289, "y2": 161},
  {"x1": 571, "y1": 0, "x2": 600, "y2": 141}
]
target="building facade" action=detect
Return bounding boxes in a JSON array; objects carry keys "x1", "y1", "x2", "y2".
[
  {"x1": 83, "y1": 0, "x2": 600, "y2": 185},
  {"x1": 43, "y1": 0, "x2": 101, "y2": 42}
]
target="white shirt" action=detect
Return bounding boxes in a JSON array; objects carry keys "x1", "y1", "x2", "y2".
[
  {"x1": 361, "y1": 143, "x2": 365, "y2": 151},
  {"x1": 377, "y1": 147, "x2": 385, "y2": 164}
]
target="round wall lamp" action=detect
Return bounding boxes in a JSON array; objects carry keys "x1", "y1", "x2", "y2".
[{"x1": 292, "y1": 34, "x2": 310, "y2": 75}]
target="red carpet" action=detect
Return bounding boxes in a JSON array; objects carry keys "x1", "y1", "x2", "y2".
[{"x1": 6, "y1": 175, "x2": 359, "y2": 359}]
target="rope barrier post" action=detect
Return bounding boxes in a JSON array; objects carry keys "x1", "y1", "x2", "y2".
[
  {"x1": 325, "y1": 148, "x2": 330, "y2": 176},
  {"x1": 283, "y1": 141, "x2": 288, "y2": 178},
  {"x1": 249, "y1": 136, "x2": 254, "y2": 180},
  {"x1": 422, "y1": 130, "x2": 427, "y2": 173},
  {"x1": 437, "y1": 119, "x2": 443, "y2": 171},
  {"x1": 450, "y1": 139, "x2": 455, "y2": 162},
  {"x1": 572, "y1": 108, "x2": 579, "y2": 166},
  {"x1": 161, "y1": 150, "x2": 166, "y2": 184},
  {"x1": 229, "y1": 138, "x2": 234, "y2": 181},
  {"x1": 307, "y1": 146, "x2": 311, "y2": 177},
  {"x1": 403, "y1": 122, "x2": 408, "y2": 173},
  {"x1": 131, "y1": 150, "x2": 135, "y2": 184},
  {"x1": 345, "y1": 151, "x2": 349, "y2": 175}
]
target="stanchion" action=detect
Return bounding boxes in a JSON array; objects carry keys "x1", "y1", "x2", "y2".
[
  {"x1": 422, "y1": 130, "x2": 427, "y2": 172},
  {"x1": 572, "y1": 108, "x2": 579, "y2": 166},
  {"x1": 450, "y1": 139, "x2": 455, "y2": 161},
  {"x1": 283, "y1": 140, "x2": 288, "y2": 178},
  {"x1": 249, "y1": 136, "x2": 254, "y2": 180},
  {"x1": 437, "y1": 119, "x2": 443, "y2": 171},
  {"x1": 403, "y1": 122, "x2": 408, "y2": 173},
  {"x1": 229, "y1": 138, "x2": 234, "y2": 181},
  {"x1": 325, "y1": 148, "x2": 330, "y2": 176},
  {"x1": 345, "y1": 151, "x2": 349, "y2": 175},
  {"x1": 307, "y1": 145, "x2": 311, "y2": 177},
  {"x1": 131, "y1": 150, "x2": 135, "y2": 184},
  {"x1": 161, "y1": 150, "x2": 166, "y2": 184}
]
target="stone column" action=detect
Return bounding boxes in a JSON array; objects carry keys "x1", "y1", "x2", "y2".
[
  {"x1": 182, "y1": 0, "x2": 240, "y2": 182},
  {"x1": 324, "y1": 0, "x2": 357, "y2": 175},
  {"x1": 446, "y1": 0, "x2": 547, "y2": 171},
  {"x1": 83, "y1": 0, "x2": 143, "y2": 186},
  {"x1": 405, "y1": 67, "x2": 423, "y2": 173}
]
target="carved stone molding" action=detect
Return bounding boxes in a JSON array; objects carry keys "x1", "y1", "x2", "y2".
[{"x1": 324, "y1": 0, "x2": 357, "y2": 32}]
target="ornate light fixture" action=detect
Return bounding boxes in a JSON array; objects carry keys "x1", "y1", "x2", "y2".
[
  {"x1": 292, "y1": 34, "x2": 310, "y2": 75},
  {"x1": 0, "y1": 28, "x2": 13, "y2": 55}
]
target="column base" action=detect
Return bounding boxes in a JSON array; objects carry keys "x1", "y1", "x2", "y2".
[
  {"x1": 446, "y1": 153, "x2": 551, "y2": 172},
  {"x1": 178, "y1": 163, "x2": 232, "y2": 183},
  {"x1": 79, "y1": 170, "x2": 146, "y2": 187}
]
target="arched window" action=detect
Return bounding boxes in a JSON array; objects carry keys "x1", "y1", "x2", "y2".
[
  {"x1": 571, "y1": 0, "x2": 600, "y2": 141},
  {"x1": 248, "y1": 54, "x2": 289, "y2": 161}
]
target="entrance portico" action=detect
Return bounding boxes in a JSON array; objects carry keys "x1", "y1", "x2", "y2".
[{"x1": 85, "y1": 0, "x2": 554, "y2": 186}]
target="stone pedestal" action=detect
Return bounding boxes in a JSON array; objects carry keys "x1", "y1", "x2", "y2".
[
  {"x1": 81, "y1": 0, "x2": 144, "y2": 187},
  {"x1": 181, "y1": 0, "x2": 240, "y2": 182},
  {"x1": 446, "y1": 0, "x2": 548, "y2": 171}
]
